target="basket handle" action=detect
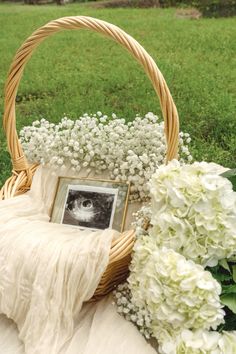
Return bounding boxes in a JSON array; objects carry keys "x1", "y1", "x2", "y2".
[{"x1": 3, "y1": 16, "x2": 179, "y2": 193}]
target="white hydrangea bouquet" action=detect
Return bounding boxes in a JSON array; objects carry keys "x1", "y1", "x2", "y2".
[{"x1": 114, "y1": 161, "x2": 236, "y2": 353}]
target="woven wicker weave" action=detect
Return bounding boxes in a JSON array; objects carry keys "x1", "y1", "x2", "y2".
[{"x1": 0, "y1": 16, "x2": 179, "y2": 299}]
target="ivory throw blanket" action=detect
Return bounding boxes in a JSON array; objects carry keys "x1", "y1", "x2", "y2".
[{"x1": 0, "y1": 166, "x2": 156, "y2": 354}]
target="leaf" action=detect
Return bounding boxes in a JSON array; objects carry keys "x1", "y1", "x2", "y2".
[
  {"x1": 221, "y1": 293, "x2": 236, "y2": 314},
  {"x1": 217, "y1": 310, "x2": 236, "y2": 332},
  {"x1": 232, "y1": 265, "x2": 236, "y2": 283},
  {"x1": 207, "y1": 263, "x2": 233, "y2": 284},
  {"x1": 219, "y1": 259, "x2": 231, "y2": 273},
  {"x1": 221, "y1": 169, "x2": 236, "y2": 178},
  {"x1": 221, "y1": 284, "x2": 236, "y2": 294},
  {"x1": 221, "y1": 168, "x2": 236, "y2": 178},
  {"x1": 210, "y1": 272, "x2": 232, "y2": 283},
  {"x1": 221, "y1": 169, "x2": 236, "y2": 191}
]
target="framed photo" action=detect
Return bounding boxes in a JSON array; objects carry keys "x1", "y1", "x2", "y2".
[{"x1": 50, "y1": 177, "x2": 130, "y2": 232}]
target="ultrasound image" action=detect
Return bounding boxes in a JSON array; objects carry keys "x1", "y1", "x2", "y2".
[{"x1": 62, "y1": 189, "x2": 116, "y2": 230}]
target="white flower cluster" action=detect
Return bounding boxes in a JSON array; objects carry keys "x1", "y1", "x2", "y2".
[
  {"x1": 114, "y1": 160, "x2": 236, "y2": 352},
  {"x1": 128, "y1": 246, "x2": 224, "y2": 336},
  {"x1": 19, "y1": 112, "x2": 192, "y2": 202},
  {"x1": 132, "y1": 205, "x2": 152, "y2": 237},
  {"x1": 149, "y1": 160, "x2": 236, "y2": 267},
  {"x1": 159, "y1": 329, "x2": 236, "y2": 354},
  {"x1": 114, "y1": 282, "x2": 152, "y2": 339}
]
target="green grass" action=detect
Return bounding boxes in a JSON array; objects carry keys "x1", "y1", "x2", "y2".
[{"x1": 0, "y1": 3, "x2": 235, "y2": 187}]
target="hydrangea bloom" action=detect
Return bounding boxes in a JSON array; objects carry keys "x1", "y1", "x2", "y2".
[
  {"x1": 149, "y1": 160, "x2": 236, "y2": 266},
  {"x1": 128, "y1": 246, "x2": 224, "y2": 334},
  {"x1": 218, "y1": 331, "x2": 236, "y2": 354},
  {"x1": 114, "y1": 160, "x2": 236, "y2": 352},
  {"x1": 158, "y1": 329, "x2": 236, "y2": 354},
  {"x1": 19, "y1": 112, "x2": 192, "y2": 202}
]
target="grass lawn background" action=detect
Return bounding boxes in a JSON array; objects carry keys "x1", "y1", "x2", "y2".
[{"x1": 0, "y1": 3, "x2": 235, "y2": 187}]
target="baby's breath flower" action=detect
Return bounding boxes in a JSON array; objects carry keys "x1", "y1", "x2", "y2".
[
  {"x1": 20, "y1": 112, "x2": 192, "y2": 202},
  {"x1": 113, "y1": 283, "x2": 152, "y2": 340}
]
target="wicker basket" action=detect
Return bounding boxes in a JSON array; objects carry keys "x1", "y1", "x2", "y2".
[{"x1": 0, "y1": 16, "x2": 179, "y2": 299}]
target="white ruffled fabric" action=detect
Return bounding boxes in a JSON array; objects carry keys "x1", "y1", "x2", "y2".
[
  {"x1": 0, "y1": 166, "x2": 156, "y2": 354},
  {"x1": 0, "y1": 296, "x2": 156, "y2": 354}
]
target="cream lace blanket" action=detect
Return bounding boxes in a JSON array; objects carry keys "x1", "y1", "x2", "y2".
[{"x1": 0, "y1": 166, "x2": 156, "y2": 354}]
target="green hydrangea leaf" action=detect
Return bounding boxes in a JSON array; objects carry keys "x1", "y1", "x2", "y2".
[
  {"x1": 221, "y1": 284, "x2": 236, "y2": 294},
  {"x1": 210, "y1": 271, "x2": 232, "y2": 283},
  {"x1": 219, "y1": 259, "x2": 231, "y2": 273},
  {"x1": 217, "y1": 308, "x2": 236, "y2": 331},
  {"x1": 232, "y1": 265, "x2": 236, "y2": 283},
  {"x1": 221, "y1": 169, "x2": 236, "y2": 191},
  {"x1": 221, "y1": 294, "x2": 236, "y2": 314},
  {"x1": 207, "y1": 263, "x2": 233, "y2": 284}
]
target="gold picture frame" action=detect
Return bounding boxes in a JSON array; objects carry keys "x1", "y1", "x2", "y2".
[{"x1": 50, "y1": 177, "x2": 130, "y2": 232}]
